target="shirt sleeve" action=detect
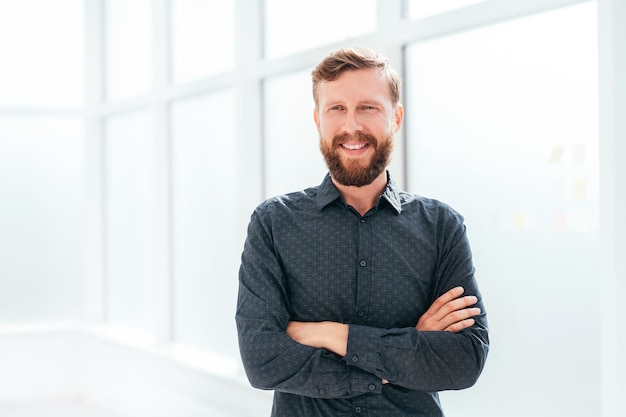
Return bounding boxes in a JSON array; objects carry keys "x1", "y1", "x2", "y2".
[
  {"x1": 236, "y1": 209, "x2": 383, "y2": 399},
  {"x1": 345, "y1": 213, "x2": 489, "y2": 392}
]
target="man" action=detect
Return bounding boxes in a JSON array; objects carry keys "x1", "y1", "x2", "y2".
[{"x1": 236, "y1": 47, "x2": 489, "y2": 417}]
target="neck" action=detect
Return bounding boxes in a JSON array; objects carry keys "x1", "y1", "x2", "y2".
[{"x1": 332, "y1": 171, "x2": 388, "y2": 216}]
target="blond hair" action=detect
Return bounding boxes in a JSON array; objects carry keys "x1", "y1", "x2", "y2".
[{"x1": 311, "y1": 47, "x2": 401, "y2": 108}]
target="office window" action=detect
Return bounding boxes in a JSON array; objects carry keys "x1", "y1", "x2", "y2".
[
  {"x1": 104, "y1": 110, "x2": 156, "y2": 334},
  {"x1": 171, "y1": 0, "x2": 235, "y2": 84},
  {"x1": 105, "y1": 0, "x2": 152, "y2": 101},
  {"x1": 264, "y1": 0, "x2": 377, "y2": 58},
  {"x1": 263, "y1": 70, "x2": 326, "y2": 197},
  {"x1": 405, "y1": 3, "x2": 598, "y2": 416},
  {"x1": 0, "y1": 116, "x2": 84, "y2": 322},
  {"x1": 405, "y1": 0, "x2": 486, "y2": 19},
  {"x1": 0, "y1": 0, "x2": 83, "y2": 107},
  {"x1": 170, "y1": 90, "x2": 239, "y2": 358}
]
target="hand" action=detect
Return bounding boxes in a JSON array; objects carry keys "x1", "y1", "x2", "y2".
[
  {"x1": 286, "y1": 321, "x2": 348, "y2": 356},
  {"x1": 416, "y1": 286, "x2": 481, "y2": 333}
]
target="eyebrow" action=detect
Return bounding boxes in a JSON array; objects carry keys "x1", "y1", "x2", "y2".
[{"x1": 323, "y1": 97, "x2": 387, "y2": 107}]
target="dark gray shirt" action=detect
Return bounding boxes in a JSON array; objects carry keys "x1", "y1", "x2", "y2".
[{"x1": 236, "y1": 173, "x2": 489, "y2": 417}]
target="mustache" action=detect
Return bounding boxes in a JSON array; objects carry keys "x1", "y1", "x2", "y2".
[{"x1": 332, "y1": 132, "x2": 378, "y2": 148}]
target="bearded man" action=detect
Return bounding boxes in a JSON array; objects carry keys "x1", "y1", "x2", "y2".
[{"x1": 236, "y1": 47, "x2": 489, "y2": 417}]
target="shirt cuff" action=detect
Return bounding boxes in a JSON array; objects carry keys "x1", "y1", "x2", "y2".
[
  {"x1": 345, "y1": 324, "x2": 385, "y2": 375},
  {"x1": 345, "y1": 324, "x2": 409, "y2": 385}
]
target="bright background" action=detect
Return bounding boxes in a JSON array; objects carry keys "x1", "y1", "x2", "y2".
[{"x1": 0, "y1": 0, "x2": 624, "y2": 416}]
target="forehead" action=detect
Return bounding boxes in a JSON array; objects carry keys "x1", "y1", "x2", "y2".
[{"x1": 317, "y1": 68, "x2": 391, "y2": 104}]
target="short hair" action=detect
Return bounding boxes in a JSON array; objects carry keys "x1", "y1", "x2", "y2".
[{"x1": 311, "y1": 47, "x2": 401, "y2": 108}]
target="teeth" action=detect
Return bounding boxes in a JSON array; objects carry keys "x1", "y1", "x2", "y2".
[{"x1": 342, "y1": 143, "x2": 367, "y2": 150}]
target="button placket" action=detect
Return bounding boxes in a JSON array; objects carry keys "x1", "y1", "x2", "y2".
[{"x1": 355, "y1": 213, "x2": 372, "y2": 325}]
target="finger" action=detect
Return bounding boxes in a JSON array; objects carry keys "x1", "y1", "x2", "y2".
[
  {"x1": 447, "y1": 295, "x2": 478, "y2": 312},
  {"x1": 424, "y1": 286, "x2": 465, "y2": 315},
  {"x1": 445, "y1": 318, "x2": 476, "y2": 333},
  {"x1": 430, "y1": 295, "x2": 478, "y2": 322},
  {"x1": 439, "y1": 307, "x2": 481, "y2": 330}
]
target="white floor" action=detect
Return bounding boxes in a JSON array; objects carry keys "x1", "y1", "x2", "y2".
[
  {"x1": 0, "y1": 399, "x2": 126, "y2": 417},
  {"x1": 0, "y1": 398, "x2": 257, "y2": 417}
]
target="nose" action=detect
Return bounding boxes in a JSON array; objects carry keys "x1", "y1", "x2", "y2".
[{"x1": 341, "y1": 109, "x2": 363, "y2": 134}]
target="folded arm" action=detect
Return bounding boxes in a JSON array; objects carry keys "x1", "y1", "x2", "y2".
[
  {"x1": 287, "y1": 286, "x2": 485, "y2": 388},
  {"x1": 287, "y1": 286, "x2": 479, "y2": 356}
]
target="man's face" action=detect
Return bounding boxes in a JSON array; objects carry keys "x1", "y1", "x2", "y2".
[{"x1": 314, "y1": 67, "x2": 403, "y2": 187}]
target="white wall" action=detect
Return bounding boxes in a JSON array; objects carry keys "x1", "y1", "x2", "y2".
[
  {"x1": 406, "y1": 4, "x2": 601, "y2": 416},
  {"x1": 0, "y1": 0, "x2": 85, "y2": 324},
  {"x1": 597, "y1": 0, "x2": 626, "y2": 415}
]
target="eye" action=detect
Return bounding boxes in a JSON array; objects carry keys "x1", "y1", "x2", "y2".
[
  {"x1": 361, "y1": 105, "x2": 377, "y2": 111},
  {"x1": 329, "y1": 105, "x2": 344, "y2": 111}
]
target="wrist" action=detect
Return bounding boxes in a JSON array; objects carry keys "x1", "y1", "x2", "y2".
[{"x1": 322, "y1": 322, "x2": 348, "y2": 357}]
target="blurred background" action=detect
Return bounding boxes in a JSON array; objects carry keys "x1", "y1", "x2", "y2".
[{"x1": 0, "y1": 0, "x2": 624, "y2": 416}]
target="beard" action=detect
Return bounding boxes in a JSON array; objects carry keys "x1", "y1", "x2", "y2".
[{"x1": 320, "y1": 131, "x2": 393, "y2": 187}]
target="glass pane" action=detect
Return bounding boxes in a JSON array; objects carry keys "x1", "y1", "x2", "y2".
[
  {"x1": 105, "y1": 0, "x2": 152, "y2": 101},
  {"x1": 104, "y1": 110, "x2": 156, "y2": 334},
  {"x1": 0, "y1": 0, "x2": 83, "y2": 107},
  {"x1": 170, "y1": 90, "x2": 239, "y2": 361},
  {"x1": 264, "y1": 0, "x2": 377, "y2": 58},
  {"x1": 171, "y1": 0, "x2": 235, "y2": 84},
  {"x1": 405, "y1": 0, "x2": 486, "y2": 19},
  {"x1": 405, "y1": 3, "x2": 598, "y2": 416},
  {"x1": 0, "y1": 116, "x2": 84, "y2": 322},
  {"x1": 263, "y1": 70, "x2": 326, "y2": 197}
]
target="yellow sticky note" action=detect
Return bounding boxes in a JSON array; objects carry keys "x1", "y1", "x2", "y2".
[
  {"x1": 513, "y1": 211, "x2": 526, "y2": 230},
  {"x1": 549, "y1": 145, "x2": 565, "y2": 164},
  {"x1": 572, "y1": 180, "x2": 587, "y2": 200}
]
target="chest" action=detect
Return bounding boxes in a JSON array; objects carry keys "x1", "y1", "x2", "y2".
[{"x1": 273, "y1": 210, "x2": 439, "y2": 328}]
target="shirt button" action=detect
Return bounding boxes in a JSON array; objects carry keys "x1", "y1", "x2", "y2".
[
  {"x1": 351, "y1": 355, "x2": 359, "y2": 363},
  {"x1": 354, "y1": 406, "x2": 362, "y2": 413},
  {"x1": 360, "y1": 218, "x2": 366, "y2": 223},
  {"x1": 368, "y1": 383, "x2": 376, "y2": 391},
  {"x1": 357, "y1": 311, "x2": 364, "y2": 317},
  {"x1": 319, "y1": 388, "x2": 326, "y2": 395},
  {"x1": 359, "y1": 260, "x2": 367, "y2": 267}
]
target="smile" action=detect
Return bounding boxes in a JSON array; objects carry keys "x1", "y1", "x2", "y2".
[{"x1": 341, "y1": 143, "x2": 369, "y2": 150}]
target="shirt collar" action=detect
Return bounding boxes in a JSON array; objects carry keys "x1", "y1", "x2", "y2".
[{"x1": 316, "y1": 172, "x2": 403, "y2": 214}]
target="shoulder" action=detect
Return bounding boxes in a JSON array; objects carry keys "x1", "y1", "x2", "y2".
[
  {"x1": 253, "y1": 186, "x2": 320, "y2": 218},
  {"x1": 399, "y1": 191, "x2": 465, "y2": 225}
]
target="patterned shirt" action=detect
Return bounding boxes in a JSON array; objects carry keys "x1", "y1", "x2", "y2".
[{"x1": 236, "y1": 173, "x2": 489, "y2": 417}]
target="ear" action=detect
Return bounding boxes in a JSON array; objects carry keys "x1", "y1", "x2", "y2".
[
  {"x1": 313, "y1": 107, "x2": 320, "y2": 131},
  {"x1": 393, "y1": 104, "x2": 404, "y2": 133}
]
